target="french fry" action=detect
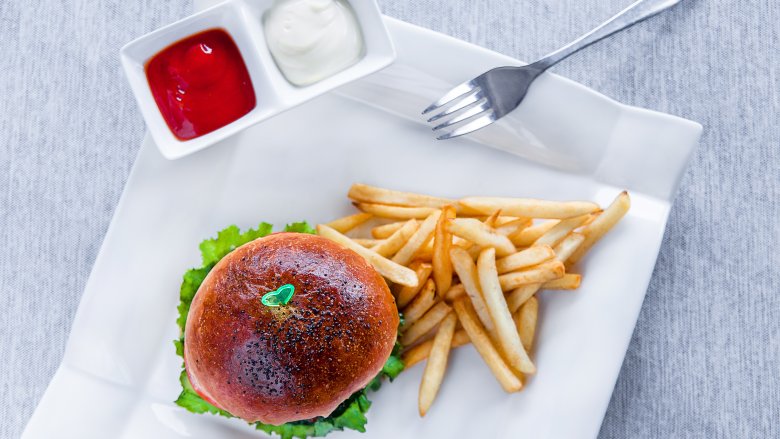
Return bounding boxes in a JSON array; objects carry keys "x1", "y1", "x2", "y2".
[
  {"x1": 453, "y1": 298, "x2": 523, "y2": 392},
  {"x1": 494, "y1": 216, "x2": 523, "y2": 226},
  {"x1": 316, "y1": 225, "x2": 418, "y2": 287},
  {"x1": 515, "y1": 296, "x2": 538, "y2": 353},
  {"x1": 415, "y1": 238, "x2": 434, "y2": 261},
  {"x1": 495, "y1": 217, "x2": 532, "y2": 237},
  {"x1": 355, "y1": 203, "x2": 438, "y2": 220},
  {"x1": 532, "y1": 214, "x2": 591, "y2": 247},
  {"x1": 446, "y1": 265, "x2": 564, "y2": 304},
  {"x1": 419, "y1": 312, "x2": 457, "y2": 416},
  {"x1": 453, "y1": 325, "x2": 467, "y2": 340},
  {"x1": 567, "y1": 191, "x2": 631, "y2": 264},
  {"x1": 371, "y1": 219, "x2": 418, "y2": 257},
  {"x1": 444, "y1": 283, "x2": 465, "y2": 301},
  {"x1": 326, "y1": 212, "x2": 373, "y2": 233},
  {"x1": 393, "y1": 210, "x2": 441, "y2": 266},
  {"x1": 452, "y1": 236, "x2": 473, "y2": 248},
  {"x1": 508, "y1": 220, "x2": 558, "y2": 247},
  {"x1": 371, "y1": 221, "x2": 407, "y2": 239},
  {"x1": 353, "y1": 238, "x2": 383, "y2": 247},
  {"x1": 433, "y1": 205, "x2": 456, "y2": 296},
  {"x1": 447, "y1": 218, "x2": 516, "y2": 257},
  {"x1": 395, "y1": 262, "x2": 433, "y2": 308},
  {"x1": 459, "y1": 196, "x2": 600, "y2": 219},
  {"x1": 401, "y1": 301, "x2": 452, "y2": 346},
  {"x1": 542, "y1": 273, "x2": 581, "y2": 290},
  {"x1": 498, "y1": 260, "x2": 565, "y2": 291},
  {"x1": 483, "y1": 210, "x2": 502, "y2": 227},
  {"x1": 402, "y1": 340, "x2": 433, "y2": 368},
  {"x1": 402, "y1": 279, "x2": 437, "y2": 330},
  {"x1": 449, "y1": 248, "x2": 495, "y2": 334},
  {"x1": 582, "y1": 211, "x2": 600, "y2": 227},
  {"x1": 349, "y1": 183, "x2": 456, "y2": 209},
  {"x1": 495, "y1": 245, "x2": 555, "y2": 274},
  {"x1": 507, "y1": 284, "x2": 540, "y2": 313},
  {"x1": 405, "y1": 326, "x2": 438, "y2": 350},
  {"x1": 477, "y1": 248, "x2": 535, "y2": 374},
  {"x1": 466, "y1": 243, "x2": 483, "y2": 260},
  {"x1": 552, "y1": 232, "x2": 585, "y2": 263},
  {"x1": 402, "y1": 329, "x2": 469, "y2": 368}
]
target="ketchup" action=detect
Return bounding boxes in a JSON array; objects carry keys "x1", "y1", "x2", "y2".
[{"x1": 146, "y1": 29, "x2": 256, "y2": 141}]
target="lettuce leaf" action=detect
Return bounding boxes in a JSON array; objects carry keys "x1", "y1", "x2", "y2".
[
  {"x1": 283, "y1": 221, "x2": 317, "y2": 235},
  {"x1": 199, "y1": 223, "x2": 273, "y2": 267},
  {"x1": 174, "y1": 223, "x2": 404, "y2": 438}
]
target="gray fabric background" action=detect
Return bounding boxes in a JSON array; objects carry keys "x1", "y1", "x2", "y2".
[{"x1": 1, "y1": 0, "x2": 778, "y2": 438}]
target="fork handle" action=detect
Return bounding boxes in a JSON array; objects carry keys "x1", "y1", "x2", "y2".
[{"x1": 530, "y1": 0, "x2": 681, "y2": 71}]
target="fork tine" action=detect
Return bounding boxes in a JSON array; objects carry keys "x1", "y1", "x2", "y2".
[
  {"x1": 435, "y1": 112, "x2": 497, "y2": 140},
  {"x1": 426, "y1": 89, "x2": 485, "y2": 123},
  {"x1": 422, "y1": 80, "x2": 478, "y2": 115},
  {"x1": 432, "y1": 102, "x2": 492, "y2": 131}
]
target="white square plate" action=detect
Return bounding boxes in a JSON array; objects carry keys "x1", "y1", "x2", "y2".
[{"x1": 23, "y1": 16, "x2": 701, "y2": 439}]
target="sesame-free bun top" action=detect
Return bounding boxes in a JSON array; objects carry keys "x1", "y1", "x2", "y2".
[{"x1": 183, "y1": 232, "x2": 398, "y2": 424}]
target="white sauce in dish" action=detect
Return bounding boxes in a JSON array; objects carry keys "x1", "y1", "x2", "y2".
[{"x1": 264, "y1": 0, "x2": 364, "y2": 86}]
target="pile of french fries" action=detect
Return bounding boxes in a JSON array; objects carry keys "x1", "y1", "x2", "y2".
[{"x1": 316, "y1": 183, "x2": 630, "y2": 416}]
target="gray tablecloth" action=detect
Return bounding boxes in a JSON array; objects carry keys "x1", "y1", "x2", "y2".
[{"x1": 2, "y1": 1, "x2": 778, "y2": 438}]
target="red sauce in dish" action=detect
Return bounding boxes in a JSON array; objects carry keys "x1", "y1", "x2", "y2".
[{"x1": 145, "y1": 29, "x2": 256, "y2": 141}]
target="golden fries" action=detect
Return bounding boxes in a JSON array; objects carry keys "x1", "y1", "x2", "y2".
[
  {"x1": 316, "y1": 225, "x2": 418, "y2": 287},
  {"x1": 447, "y1": 218, "x2": 516, "y2": 257},
  {"x1": 355, "y1": 203, "x2": 438, "y2": 219},
  {"x1": 349, "y1": 183, "x2": 455, "y2": 209},
  {"x1": 532, "y1": 214, "x2": 591, "y2": 247},
  {"x1": 506, "y1": 284, "x2": 540, "y2": 313},
  {"x1": 449, "y1": 247, "x2": 495, "y2": 334},
  {"x1": 353, "y1": 238, "x2": 382, "y2": 247},
  {"x1": 483, "y1": 210, "x2": 502, "y2": 227},
  {"x1": 495, "y1": 217, "x2": 532, "y2": 237},
  {"x1": 498, "y1": 260, "x2": 565, "y2": 290},
  {"x1": 326, "y1": 212, "x2": 373, "y2": 233},
  {"x1": 371, "y1": 221, "x2": 407, "y2": 238},
  {"x1": 372, "y1": 219, "x2": 418, "y2": 257},
  {"x1": 477, "y1": 248, "x2": 535, "y2": 374},
  {"x1": 567, "y1": 191, "x2": 631, "y2": 264},
  {"x1": 418, "y1": 312, "x2": 456, "y2": 416},
  {"x1": 495, "y1": 245, "x2": 555, "y2": 274},
  {"x1": 392, "y1": 210, "x2": 441, "y2": 266},
  {"x1": 508, "y1": 220, "x2": 558, "y2": 247},
  {"x1": 459, "y1": 197, "x2": 600, "y2": 219},
  {"x1": 402, "y1": 329, "x2": 469, "y2": 367},
  {"x1": 401, "y1": 279, "x2": 437, "y2": 330},
  {"x1": 552, "y1": 232, "x2": 585, "y2": 263},
  {"x1": 432, "y1": 205, "x2": 456, "y2": 296},
  {"x1": 401, "y1": 301, "x2": 452, "y2": 346},
  {"x1": 515, "y1": 296, "x2": 538, "y2": 353},
  {"x1": 453, "y1": 298, "x2": 522, "y2": 392},
  {"x1": 395, "y1": 262, "x2": 433, "y2": 308},
  {"x1": 414, "y1": 238, "x2": 434, "y2": 261},
  {"x1": 320, "y1": 184, "x2": 629, "y2": 412},
  {"x1": 444, "y1": 283, "x2": 466, "y2": 301},
  {"x1": 493, "y1": 216, "x2": 524, "y2": 226},
  {"x1": 542, "y1": 273, "x2": 581, "y2": 290}
]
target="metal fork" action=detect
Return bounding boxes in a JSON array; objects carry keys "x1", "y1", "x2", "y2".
[{"x1": 423, "y1": 0, "x2": 682, "y2": 140}]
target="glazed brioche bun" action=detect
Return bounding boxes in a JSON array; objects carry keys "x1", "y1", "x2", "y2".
[{"x1": 183, "y1": 232, "x2": 399, "y2": 424}]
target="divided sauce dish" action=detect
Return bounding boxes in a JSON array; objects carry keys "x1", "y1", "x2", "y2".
[{"x1": 121, "y1": 0, "x2": 395, "y2": 160}]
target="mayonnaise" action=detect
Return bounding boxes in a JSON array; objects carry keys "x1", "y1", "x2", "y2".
[{"x1": 264, "y1": 0, "x2": 364, "y2": 86}]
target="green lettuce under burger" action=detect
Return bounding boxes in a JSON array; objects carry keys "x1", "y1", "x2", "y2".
[{"x1": 173, "y1": 222, "x2": 404, "y2": 439}]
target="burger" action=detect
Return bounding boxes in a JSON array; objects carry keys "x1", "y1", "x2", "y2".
[{"x1": 174, "y1": 222, "x2": 404, "y2": 438}]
